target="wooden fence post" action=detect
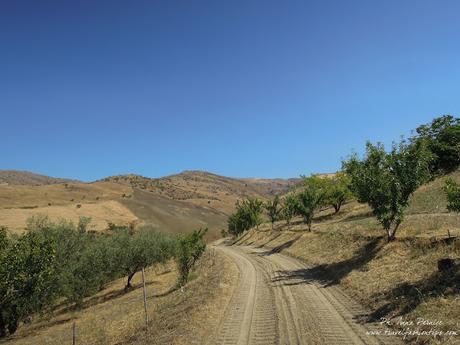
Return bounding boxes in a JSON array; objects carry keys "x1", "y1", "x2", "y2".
[
  {"x1": 141, "y1": 267, "x2": 149, "y2": 326},
  {"x1": 72, "y1": 321, "x2": 76, "y2": 345}
]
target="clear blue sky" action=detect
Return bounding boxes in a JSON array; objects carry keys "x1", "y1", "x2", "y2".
[{"x1": 1, "y1": 1, "x2": 459, "y2": 181}]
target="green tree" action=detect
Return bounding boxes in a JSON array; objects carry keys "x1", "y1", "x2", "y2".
[
  {"x1": 281, "y1": 195, "x2": 298, "y2": 225},
  {"x1": 444, "y1": 178, "x2": 460, "y2": 212},
  {"x1": 324, "y1": 173, "x2": 353, "y2": 214},
  {"x1": 227, "y1": 198, "x2": 264, "y2": 236},
  {"x1": 343, "y1": 140, "x2": 432, "y2": 242},
  {"x1": 295, "y1": 175, "x2": 328, "y2": 231},
  {"x1": 176, "y1": 228, "x2": 207, "y2": 287},
  {"x1": 112, "y1": 226, "x2": 175, "y2": 291},
  {"x1": 265, "y1": 196, "x2": 282, "y2": 229},
  {"x1": 0, "y1": 231, "x2": 57, "y2": 337},
  {"x1": 412, "y1": 115, "x2": 460, "y2": 174}
]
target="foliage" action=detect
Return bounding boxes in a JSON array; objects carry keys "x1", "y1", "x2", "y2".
[
  {"x1": 264, "y1": 196, "x2": 282, "y2": 229},
  {"x1": 175, "y1": 228, "x2": 207, "y2": 287},
  {"x1": 0, "y1": 217, "x2": 178, "y2": 336},
  {"x1": 412, "y1": 115, "x2": 460, "y2": 174},
  {"x1": 0, "y1": 230, "x2": 56, "y2": 337},
  {"x1": 343, "y1": 139, "x2": 432, "y2": 241},
  {"x1": 444, "y1": 178, "x2": 460, "y2": 212},
  {"x1": 323, "y1": 172, "x2": 353, "y2": 213},
  {"x1": 227, "y1": 198, "x2": 264, "y2": 236},
  {"x1": 295, "y1": 175, "x2": 328, "y2": 231},
  {"x1": 111, "y1": 225, "x2": 176, "y2": 291},
  {"x1": 281, "y1": 195, "x2": 298, "y2": 224}
]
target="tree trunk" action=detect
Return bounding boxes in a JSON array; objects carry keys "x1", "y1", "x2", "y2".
[
  {"x1": 7, "y1": 319, "x2": 18, "y2": 335},
  {"x1": 125, "y1": 270, "x2": 137, "y2": 291},
  {"x1": 0, "y1": 314, "x2": 6, "y2": 338},
  {"x1": 386, "y1": 222, "x2": 401, "y2": 242}
]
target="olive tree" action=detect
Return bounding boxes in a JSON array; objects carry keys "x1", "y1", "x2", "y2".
[
  {"x1": 111, "y1": 226, "x2": 175, "y2": 291},
  {"x1": 0, "y1": 230, "x2": 57, "y2": 337},
  {"x1": 343, "y1": 140, "x2": 432, "y2": 242}
]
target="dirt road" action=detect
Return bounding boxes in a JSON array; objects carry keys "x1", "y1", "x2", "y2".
[{"x1": 210, "y1": 244, "x2": 401, "y2": 345}]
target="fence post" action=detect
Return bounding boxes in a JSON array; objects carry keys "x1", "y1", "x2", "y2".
[
  {"x1": 72, "y1": 321, "x2": 76, "y2": 345},
  {"x1": 142, "y1": 267, "x2": 149, "y2": 326}
]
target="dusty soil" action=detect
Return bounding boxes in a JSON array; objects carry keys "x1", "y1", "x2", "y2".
[{"x1": 210, "y1": 244, "x2": 402, "y2": 345}]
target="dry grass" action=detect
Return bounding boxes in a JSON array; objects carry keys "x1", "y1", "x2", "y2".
[
  {"x1": 235, "y1": 170, "x2": 460, "y2": 344},
  {"x1": 122, "y1": 247, "x2": 238, "y2": 345},
  {"x1": 1, "y1": 248, "x2": 238, "y2": 345}
]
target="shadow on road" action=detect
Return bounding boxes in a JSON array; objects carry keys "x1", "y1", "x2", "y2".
[{"x1": 270, "y1": 237, "x2": 384, "y2": 287}]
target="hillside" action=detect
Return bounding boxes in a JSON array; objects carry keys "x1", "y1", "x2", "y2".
[
  {"x1": 0, "y1": 170, "x2": 77, "y2": 186},
  {"x1": 233, "y1": 169, "x2": 460, "y2": 344},
  {"x1": 0, "y1": 170, "x2": 299, "y2": 240}
]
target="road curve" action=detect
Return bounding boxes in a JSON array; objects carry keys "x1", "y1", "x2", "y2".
[{"x1": 210, "y1": 244, "x2": 402, "y2": 345}]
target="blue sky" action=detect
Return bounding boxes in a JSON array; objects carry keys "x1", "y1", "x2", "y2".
[{"x1": 1, "y1": 0, "x2": 459, "y2": 181}]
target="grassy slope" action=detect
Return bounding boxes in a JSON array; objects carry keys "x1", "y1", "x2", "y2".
[
  {"x1": 2, "y1": 248, "x2": 238, "y2": 345},
  {"x1": 236, "y1": 170, "x2": 460, "y2": 344}
]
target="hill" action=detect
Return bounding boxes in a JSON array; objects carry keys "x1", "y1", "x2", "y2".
[
  {"x1": 0, "y1": 170, "x2": 77, "y2": 186},
  {"x1": 0, "y1": 170, "x2": 300, "y2": 240},
  {"x1": 233, "y1": 169, "x2": 460, "y2": 344}
]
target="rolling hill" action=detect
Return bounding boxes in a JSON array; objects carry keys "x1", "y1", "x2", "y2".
[
  {"x1": 0, "y1": 170, "x2": 77, "y2": 185},
  {"x1": 0, "y1": 170, "x2": 301, "y2": 240}
]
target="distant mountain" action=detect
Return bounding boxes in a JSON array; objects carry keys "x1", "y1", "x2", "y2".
[{"x1": 0, "y1": 170, "x2": 78, "y2": 186}]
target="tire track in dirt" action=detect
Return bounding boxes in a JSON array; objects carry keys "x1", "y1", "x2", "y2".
[{"x1": 213, "y1": 244, "x2": 402, "y2": 345}]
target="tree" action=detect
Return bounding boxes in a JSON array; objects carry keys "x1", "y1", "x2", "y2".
[
  {"x1": 176, "y1": 228, "x2": 207, "y2": 287},
  {"x1": 324, "y1": 173, "x2": 353, "y2": 214},
  {"x1": 444, "y1": 178, "x2": 460, "y2": 212},
  {"x1": 343, "y1": 140, "x2": 432, "y2": 242},
  {"x1": 412, "y1": 115, "x2": 460, "y2": 174},
  {"x1": 227, "y1": 198, "x2": 264, "y2": 236},
  {"x1": 112, "y1": 226, "x2": 175, "y2": 291},
  {"x1": 281, "y1": 195, "x2": 298, "y2": 225},
  {"x1": 0, "y1": 231, "x2": 57, "y2": 337},
  {"x1": 265, "y1": 196, "x2": 282, "y2": 229},
  {"x1": 295, "y1": 175, "x2": 328, "y2": 231}
]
